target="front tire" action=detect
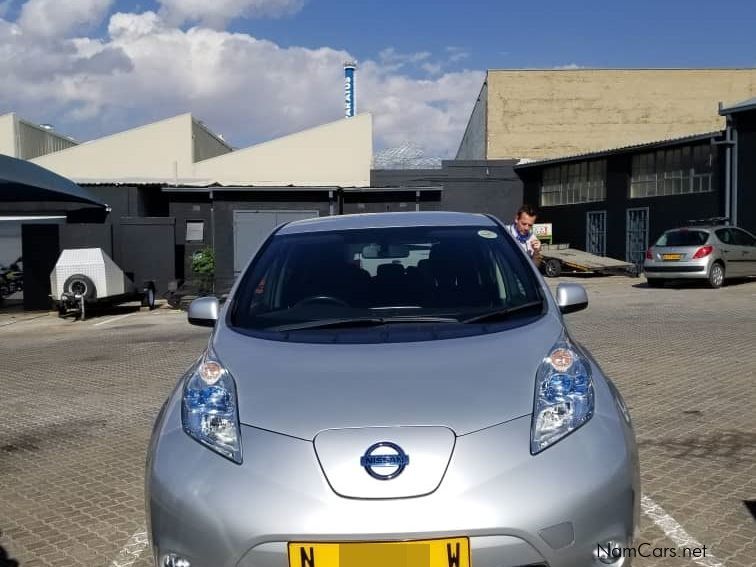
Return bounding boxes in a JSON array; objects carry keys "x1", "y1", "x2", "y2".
[{"x1": 708, "y1": 262, "x2": 725, "y2": 289}]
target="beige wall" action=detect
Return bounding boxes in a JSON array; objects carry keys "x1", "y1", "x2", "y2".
[
  {"x1": 195, "y1": 114, "x2": 373, "y2": 187},
  {"x1": 32, "y1": 114, "x2": 195, "y2": 182},
  {"x1": 485, "y1": 69, "x2": 756, "y2": 160},
  {"x1": 0, "y1": 114, "x2": 17, "y2": 157}
]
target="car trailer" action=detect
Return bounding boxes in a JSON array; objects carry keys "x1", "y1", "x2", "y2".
[
  {"x1": 50, "y1": 248, "x2": 156, "y2": 320},
  {"x1": 539, "y1": 244, "x2": 635, "y2": 278}
]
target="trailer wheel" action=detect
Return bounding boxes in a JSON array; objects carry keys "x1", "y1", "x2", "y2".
[
  {"x1": 142, "y1": 284, "x2": 156, "y2": 310},
  {"x1": 543, "y1": 258, "x2": 562, "y2": 278},
  {"x1": 63, "y1": 274, "x2": 96, "y2": 299}
]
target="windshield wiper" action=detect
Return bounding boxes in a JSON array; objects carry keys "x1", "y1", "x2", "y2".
[
  {"x1": 461, "y1": 300, "x2": 544, "y2": 324},
  {"x1": 271, "y1": 316, "x2": 458, "y2": 332}
]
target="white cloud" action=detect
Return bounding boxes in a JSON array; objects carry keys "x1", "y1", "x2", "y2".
[
  {"x1": 17, "y1": 0, "x2": 113, "y2": 37},
  {"x1": 553, "y1": 63, "x2": 583, "y2": 70},
  {"x1": 359, "y1": 62, "x2": 484, "y2": 157},
  {"x1": 445, "y1": 46, "x2": 470, "y2": 63},
  {"x1": 157, "y1": 0, "x2": 305, "y2": 28},
  {"x1": 0, "y1": 8, "x2": 484, "y2": 159}
]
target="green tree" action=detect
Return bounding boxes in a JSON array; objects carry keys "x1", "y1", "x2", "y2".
[{"x1": 191, "y1": 247, "x2": 215, "y2": 294}]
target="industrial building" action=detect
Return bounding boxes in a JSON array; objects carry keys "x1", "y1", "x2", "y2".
[
  {"x1": 514, "y1": 98, "x2": 756, "y2": 265},
  {"x1": 4, "y1": 67, "x2": 756, "y2": 311},
  {"x1": 457, "y1": 68, "x2": 756, "y2": 161}
]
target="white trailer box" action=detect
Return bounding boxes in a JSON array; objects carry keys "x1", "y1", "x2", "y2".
[{"x1": 50, "y1": 248, "x2": 135, "y2": 300}]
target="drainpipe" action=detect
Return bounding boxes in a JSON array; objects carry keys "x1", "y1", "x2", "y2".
[
  {"x1": 725, "y1": 120, "x2": 731, "y2": 223},
  {"x1": 732, "y1": 127, "x2": 738, "y2": 226},
  {"x1": 209, "y1": 189, "x2": 215, "y2": 293},
  {"x1": 713, "y1": 114, "x2": 734, "y2": 224}
]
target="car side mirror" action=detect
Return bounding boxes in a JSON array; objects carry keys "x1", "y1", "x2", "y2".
[
  {"x1": 188, "y1": 296, "x2": 219, "y2": 327},
  {"x1": 555, "y1": 283, "x2": 588, "y2": 314}
]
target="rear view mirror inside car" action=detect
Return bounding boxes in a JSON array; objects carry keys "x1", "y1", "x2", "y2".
[{"x1": 361, "y1": 243, "x2": 410, "y2": 259}]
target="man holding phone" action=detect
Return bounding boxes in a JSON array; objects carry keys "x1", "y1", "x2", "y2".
[{"x1": 505, "y1": 204, "x2": 543, "y2": 266}]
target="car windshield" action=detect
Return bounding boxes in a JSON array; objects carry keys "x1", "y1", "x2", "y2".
[
  {"x1": 655, "y1": 230, "x2": 709, "y2": 247},
  {"x1": 230, "y1": 225, "x2": 543, "y2": 335}
]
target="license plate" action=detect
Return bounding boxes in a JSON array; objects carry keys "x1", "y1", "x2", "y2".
[
  {"x1": 288, "y1": 538, "x2": 470, "y2": 567},
  {"x1": 662, "y1": 253, "x2": 682, "y2": 261}
]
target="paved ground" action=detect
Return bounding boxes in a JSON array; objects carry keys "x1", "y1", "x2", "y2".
[{"x1": 0, "y1": 277, "x2": 754, "y2": 567}]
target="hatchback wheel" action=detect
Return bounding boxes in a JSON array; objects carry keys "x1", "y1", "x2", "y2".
[{"x1": 708, "y1": 262, "x2": 725, "y2": 289}]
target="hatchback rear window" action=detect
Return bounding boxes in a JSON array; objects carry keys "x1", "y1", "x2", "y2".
[
  {"x1": 230, "y1": 225, "x2": 543, "y2": 336},
  {"x1": 655, "y1": 230, "x2": 709, "y2": 247}
]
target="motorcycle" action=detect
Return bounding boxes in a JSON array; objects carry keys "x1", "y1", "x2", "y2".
[{"x1": 0, "y1": 257, "x2": 23, "y2": 299}]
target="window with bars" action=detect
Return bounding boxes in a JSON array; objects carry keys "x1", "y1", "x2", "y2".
[
  {"x1": 540, "y1": 160, "x2": 606, "y2": 206},
  {"x1": 630, "y1": 144, "x2": 714, "y2": 198}
]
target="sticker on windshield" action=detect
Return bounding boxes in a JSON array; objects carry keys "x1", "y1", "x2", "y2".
[{"x1": 478, "y1": 230, "x2": 498, "y2": 239}]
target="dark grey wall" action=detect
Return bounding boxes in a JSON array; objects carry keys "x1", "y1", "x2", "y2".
[
  {"x1": 169, "y1": 195, "x2": 213, "y2": 285},
  {"x1": 82, "y1": 185, "x2": 169, "y2": 219},
  {"x1": 60, "y1": 224, "x2": 113, "y2": 256},
  {"x1": 115, "y1": 217, "x2": 175, "y2": 293},
  {"x1": 518, "y1": 145, "x2": 726, "y2": 261},
  {"x1": 21, "y1": 224, "x2": 59, "y2": 310},
  {"x1": 371, "y1": 159, "x2": 523, "y2": 224},
  {"x1": 341, "y1": 190, "x2": 442, "y2": 215}
]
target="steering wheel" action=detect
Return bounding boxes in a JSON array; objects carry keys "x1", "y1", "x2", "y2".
[{"x1": 293, "y1": 295, "x2": 350, "y2": 308}]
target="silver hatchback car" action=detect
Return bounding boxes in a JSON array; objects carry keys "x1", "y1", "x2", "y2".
[
  {"x1": 147, "y1": 212, "x2": 639, "y2": 567},
  {"x1": 644, "y1": 224, "x2": 756, "y2": 288}
]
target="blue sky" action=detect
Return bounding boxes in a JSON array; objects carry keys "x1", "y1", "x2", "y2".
[
  {"x1": 115, "y1": 0, "x2": 756, "y2": 71},
  {"x1": 1, "y1": 0, "x2": 755, "y2": 159}
]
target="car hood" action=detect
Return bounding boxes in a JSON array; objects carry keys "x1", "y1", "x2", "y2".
[{"x1": 213, "y1": 314, "x2": 564, "y2": 440}]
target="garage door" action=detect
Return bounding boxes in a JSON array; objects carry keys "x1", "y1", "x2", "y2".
[{"x1": 233, "y1": 210, "x2": 319, "y2": 274}]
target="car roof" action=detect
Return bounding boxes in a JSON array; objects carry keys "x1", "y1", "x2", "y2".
[{"x1": 277, "y1": 211, "x2": 498, "y2": 234}]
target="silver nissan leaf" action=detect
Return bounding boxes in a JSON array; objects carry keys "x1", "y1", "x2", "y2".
[{"x1": 146, "y1": 211, "x2": 639, "y2": 567}]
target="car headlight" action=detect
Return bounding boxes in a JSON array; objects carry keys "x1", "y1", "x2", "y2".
[
  {"x1": 181, "y1": 348, "x2": 242, "y2": 464},
  {"x1": 531, "y1": 339, "x2": 594, "y2": 454}
]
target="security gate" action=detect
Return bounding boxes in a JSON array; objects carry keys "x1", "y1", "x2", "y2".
[
  {"x1": 586, "y1": 211, "x2": 607, "y2": 256},
  {"x1": 626, "y1": 207, "x2": 649, "y2": 265}
]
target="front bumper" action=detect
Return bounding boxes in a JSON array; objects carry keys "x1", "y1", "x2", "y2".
[{"x1": 147, "y1": 378, "x2": 639, "y2": 567}]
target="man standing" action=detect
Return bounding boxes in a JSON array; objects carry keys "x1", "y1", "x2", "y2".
[{"x1": 505, "y1": 205, "x2": 543, "y2": 266}]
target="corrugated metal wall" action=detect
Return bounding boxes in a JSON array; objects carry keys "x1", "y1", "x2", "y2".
[{"x1": 17, "y1": 120, "x2": 78, "y2": 159}]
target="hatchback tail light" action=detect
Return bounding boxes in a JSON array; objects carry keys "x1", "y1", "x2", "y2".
[
  {"x1": 692, "y1": 245, "x2": 713, "y2": 259},
  {"x1": 644, "y1": 248, "x2": 653, "y2": 260}
]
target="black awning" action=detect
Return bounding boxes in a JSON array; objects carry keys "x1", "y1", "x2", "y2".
[{"x1": 0, "y1": 154, "x2": 107, "y2": 207}]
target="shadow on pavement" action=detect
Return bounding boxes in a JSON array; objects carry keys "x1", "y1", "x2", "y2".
[{"x1": 0, "y1": 543, "x2": 19, "y2": 567}]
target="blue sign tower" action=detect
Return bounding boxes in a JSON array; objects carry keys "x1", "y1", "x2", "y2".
[{"x1": 344, "y1": 62, "x2": 357, "y2": 118}]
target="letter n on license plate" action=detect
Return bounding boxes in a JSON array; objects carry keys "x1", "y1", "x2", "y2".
[{"x1": 288, "y1": 538, "x2": 470, "y2": 567}]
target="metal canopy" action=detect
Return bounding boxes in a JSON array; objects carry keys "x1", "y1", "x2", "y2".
[{"x1": 0, "y1": 154, "x2": 107, "y2": 207}]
